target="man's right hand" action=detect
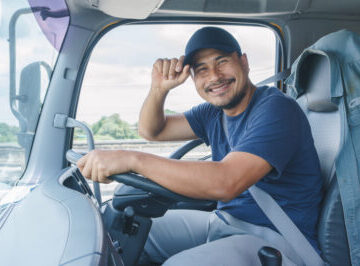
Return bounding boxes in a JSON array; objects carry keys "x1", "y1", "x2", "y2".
[
  {"x1": 138, "y1": 55, "x2": 196, "y2": 142},
  {"x1": 151, "y1": 55, "x2": 191, "y2": 93}
]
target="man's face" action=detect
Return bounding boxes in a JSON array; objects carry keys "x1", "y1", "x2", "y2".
[{"x1": 191, "y1": 48, "x2": 249, "y2": 110}]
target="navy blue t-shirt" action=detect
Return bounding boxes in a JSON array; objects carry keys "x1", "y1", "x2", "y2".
[{"x1": 184, "y1": 86, "x2": 323, "y2": 252}]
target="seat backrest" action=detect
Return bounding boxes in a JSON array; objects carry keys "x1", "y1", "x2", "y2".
[{"x1": 295, "y1": 54, "x2": 351, "y2": 265}]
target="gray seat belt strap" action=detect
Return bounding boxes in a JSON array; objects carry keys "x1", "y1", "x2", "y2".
[
  {"x1": 248, "y1": 185, "x2": 324, "y2": 266},
  {"x1": 256, "y1": 68, "x2": 291, "y2": 86},
  {"x1": 222, "y1": 113, "x2": 323, "y2": 265}
]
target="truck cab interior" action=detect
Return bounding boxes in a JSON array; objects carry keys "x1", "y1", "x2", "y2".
[{"x1": 0, "y1": 0, "x2": 359, "y2": 265}]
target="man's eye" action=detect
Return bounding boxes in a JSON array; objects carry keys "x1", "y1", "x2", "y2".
[
  {"x1": 195, "y1": 68, "x2": 207, "y2": 74},
  {"x1": 218, "y1": 59, "x2": 228, "y2": 65}
]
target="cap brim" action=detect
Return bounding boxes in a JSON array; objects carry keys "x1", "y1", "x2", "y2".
[{"x1": 183, "y1": 45, "x2": 238, "y2": 67}]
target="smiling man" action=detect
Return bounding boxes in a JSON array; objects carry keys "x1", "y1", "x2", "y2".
[{"x1": 78, "y1": 27, "x2": 323, "y2": 265}]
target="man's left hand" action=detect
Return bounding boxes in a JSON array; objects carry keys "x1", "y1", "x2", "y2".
[{"x1": 77, "y1": 150, "x2": 133, "y2": 183}]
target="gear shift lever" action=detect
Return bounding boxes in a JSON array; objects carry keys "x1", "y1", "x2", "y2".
[{"x1": 258, "y1": 246, "x2": 282, "y2": 266}]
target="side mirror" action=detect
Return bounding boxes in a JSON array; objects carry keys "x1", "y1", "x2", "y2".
[
  {"x1": 17, "y1": 61, "x2": 51, "y2": 133},
  {"x1": 13, "y1": 61, "x2": 51, "y2": 161}
]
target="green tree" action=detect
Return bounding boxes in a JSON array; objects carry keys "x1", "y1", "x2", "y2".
[
  {"x1": 165, "y1": 109, "x2": 178, "y2": 115},
  {"x1": 0, "y1": 123, "x2": 19, "y2": 143},
  {"x1": 92, "y1": 114, "x2": 139, "y2": 140}
]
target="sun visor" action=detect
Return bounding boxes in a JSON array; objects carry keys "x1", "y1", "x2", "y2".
[{"x1": 91, "y1": 0, "x2": 165, "y2": 19}]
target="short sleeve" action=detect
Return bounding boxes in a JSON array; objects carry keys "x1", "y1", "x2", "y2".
[
  {"x1": 184, "y1": 103, "x2": 218, "y2": 145},
  {"x1": 232, "y1": 95, "x2": 302, "y2": 178}
]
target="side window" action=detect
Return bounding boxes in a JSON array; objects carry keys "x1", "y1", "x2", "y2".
[
  {"x1": 0, "y1": 0, "x2": 69, "y2": 200},
  {"x1": 75, "y1": 24, "x2": 276, "y2": 199}
]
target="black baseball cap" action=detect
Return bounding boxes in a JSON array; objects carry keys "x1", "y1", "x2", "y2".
[{"x1": 183, "y1": 27, "x2": 242, "y2": 66}]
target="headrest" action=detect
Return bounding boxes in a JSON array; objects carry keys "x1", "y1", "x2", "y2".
[{"x1": 298, "y1": 54, "x2": 338, "y2": 112}]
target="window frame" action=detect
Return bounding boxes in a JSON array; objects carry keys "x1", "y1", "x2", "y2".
[{"x1": 67, "y1": 17, "x2": 285, "y2": 165}]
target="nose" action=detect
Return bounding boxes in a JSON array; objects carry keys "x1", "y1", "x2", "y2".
[{"x1": 208, "y1": 66, "x2": 222, "y2": 82}]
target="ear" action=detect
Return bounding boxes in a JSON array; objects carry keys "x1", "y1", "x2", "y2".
[
  {"x1": 240, "y1": 53, "x2": 250, "y2": 74},
  {"x1": 190, "y1": 67, "x2": 195, "y2": 81}
]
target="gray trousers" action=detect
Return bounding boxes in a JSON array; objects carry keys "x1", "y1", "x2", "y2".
[{"x1": 141, "y1": 210, "x2": 303, "y2": 266}]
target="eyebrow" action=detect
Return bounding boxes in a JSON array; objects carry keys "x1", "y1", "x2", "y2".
[{"x1": 192, "y1": 55, "x2": 230, "y2": 71}]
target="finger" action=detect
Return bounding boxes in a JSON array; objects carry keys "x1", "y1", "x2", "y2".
[
  {"x1": 77, "y1": 154, "x2": 87, "y2": 170},
  {"x1": 178, "y1": 64, "x2": 191, "y2": 84},
  {"x1": 162, "y1": 59, "x2": 170, "y2": 80},
  {"x1": 100, "y1": 173, "x2": 112, "y2": 184},
  {"x1": 176, "y1": 55, "x2": 185, "y2": 72},
  {"x1": 97, "y1": 172, "x2": 104, "y2": 183},
  {"x1": 103, "y1": 178, "x2": 113, "y2": 184},
  {"x1": 153, "y1": 59, "x2": 163, "y2": 75},
  {"x1": 91, "y1": 158, "x2": 98, "y2": 182},
  {"x1": 77, "y1": 160, "x2": 84, "y2": 172},
  {"x1": 97, "y1": 161, "x2": 108, "y2": 183},
  {"x1": 169, "y1": 58, "x2": 178, "y2": 79},
  {"x1": 83, "y1": 153, "x2": 95, "y2": 180},
  {"x1": 81, "y1": 159, "x2": 92, "y2": 180}
]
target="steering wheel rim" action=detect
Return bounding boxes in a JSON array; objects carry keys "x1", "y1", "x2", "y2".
[
  {"x1": 169, "y1": 138, "x2": 204, "y2": 159},
  {"x1": 66, "y1": 139, "x2": 212, "y2": 203}
]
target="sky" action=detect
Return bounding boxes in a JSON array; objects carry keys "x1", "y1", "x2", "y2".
[{"x1": 0, "y1": 1, "x2": 276, "y2": 127}]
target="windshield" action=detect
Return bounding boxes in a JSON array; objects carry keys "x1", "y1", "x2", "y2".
[{"x1": 0, "y1": 0, "x2": 69, "y2": 201}]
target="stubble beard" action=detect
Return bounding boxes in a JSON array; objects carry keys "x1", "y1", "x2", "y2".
[
  {"x1": 212, "y1": 81, "x2": 248, "y2": 110},
  {"x1": 217, "y1": 90, "x2": 246, "y2": 110},
  {"x1": 205, "y1": 78, "x2": 247, "y2": 110}
]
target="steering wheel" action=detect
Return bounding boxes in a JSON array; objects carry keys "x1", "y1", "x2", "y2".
[{"x1": 66, "y1": 139, "x2": 213, "y2": 204}]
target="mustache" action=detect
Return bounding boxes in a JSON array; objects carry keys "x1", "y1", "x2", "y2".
[{"x1": 205, "y1": 78, "x2": 235, "y2": 92}]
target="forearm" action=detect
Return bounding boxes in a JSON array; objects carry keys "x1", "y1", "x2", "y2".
[
  {"x1": 138, "y1": 56, "x2": 190, "y2": 141},
  {"x1": 78, "y1": 149, "x2": 271, "y2": 201},
  {"x1": 129, "y1": 151, "x2": 240, "y2": 201},
  {"x1": 138, "y1": 88, "x2": 168, "y2": 140}
]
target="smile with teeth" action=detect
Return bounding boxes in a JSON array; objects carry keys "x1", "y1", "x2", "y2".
[{"x1": 205, "y1": 78, "x2": 235, "y2": 95}]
